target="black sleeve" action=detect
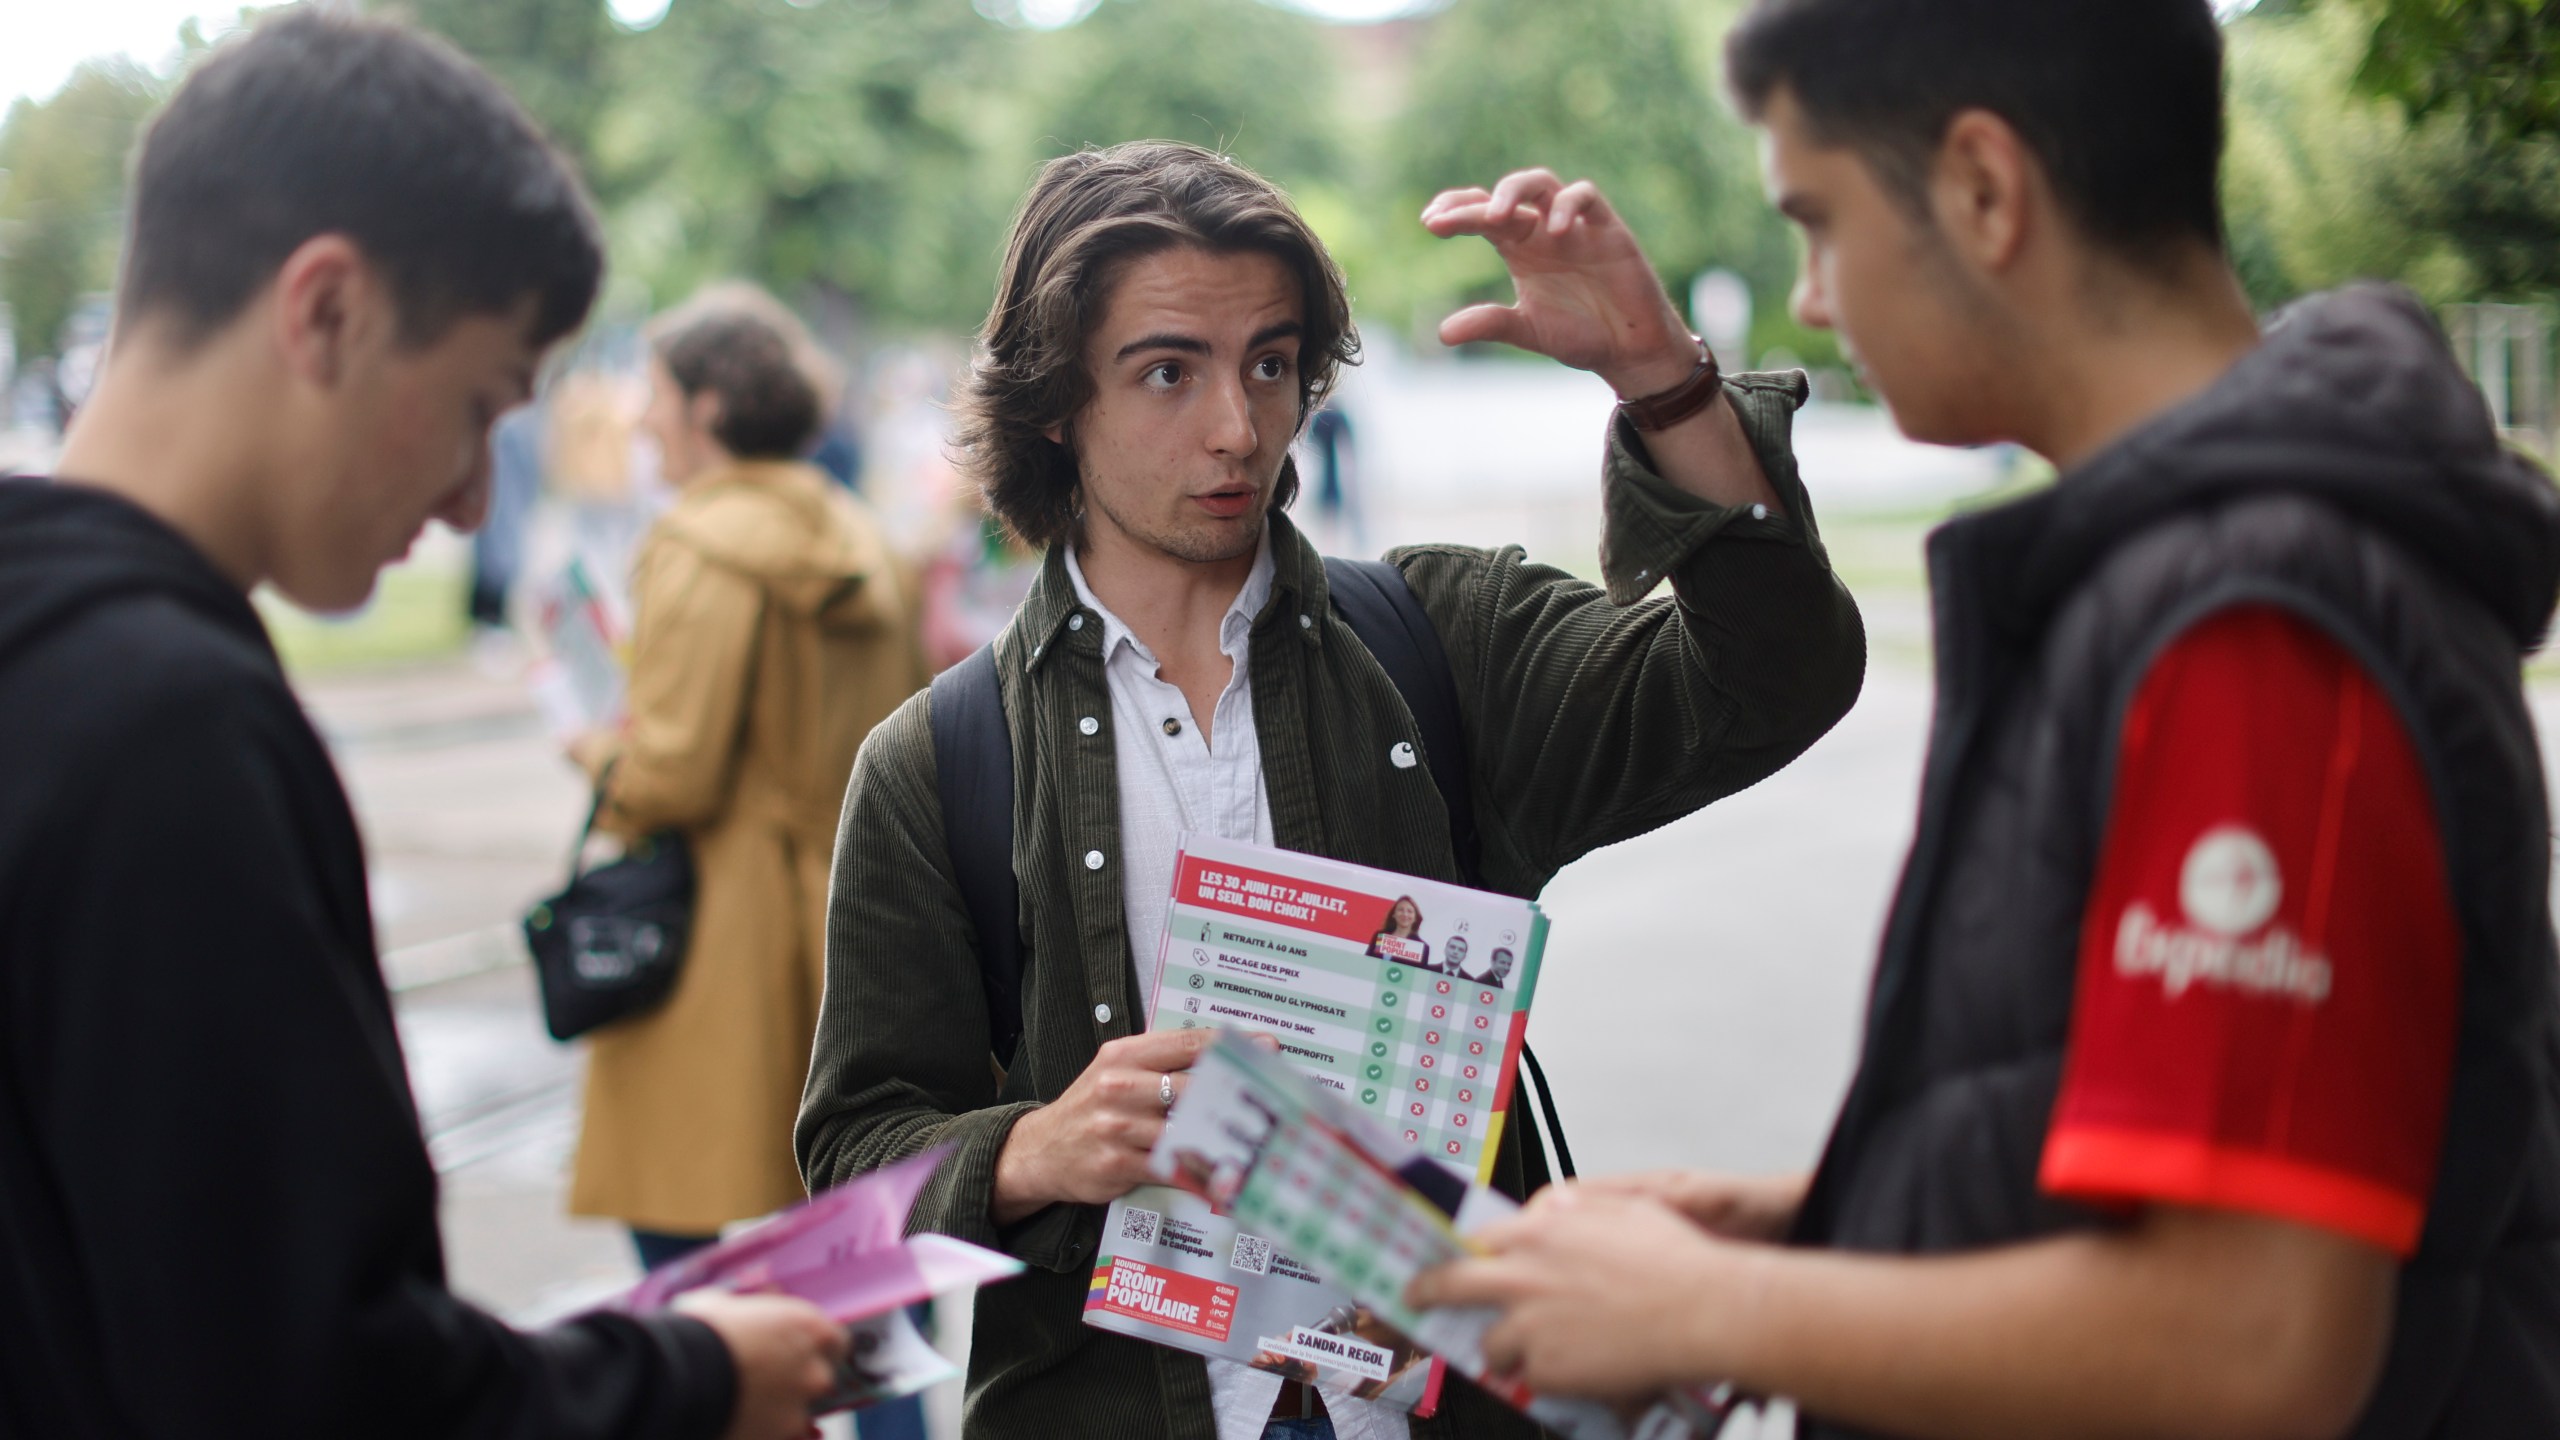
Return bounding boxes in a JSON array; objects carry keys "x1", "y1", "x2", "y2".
[{"x1": 20, "y1": 681, "x2": 736, "y2": 1439}]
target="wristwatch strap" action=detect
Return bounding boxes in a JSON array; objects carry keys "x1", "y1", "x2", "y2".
[{"x1": 1616, "y1": 338, "x2": 1722, "y2": 432}]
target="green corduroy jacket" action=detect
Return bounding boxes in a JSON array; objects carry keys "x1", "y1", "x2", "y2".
[{"x1": 798, "y1": 374, "x2": 1865, "y2": 1440}]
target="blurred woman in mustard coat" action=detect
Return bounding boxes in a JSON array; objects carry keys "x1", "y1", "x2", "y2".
[{"x1": 567, "y1": 286, "x2": 925, "y2": 1264}]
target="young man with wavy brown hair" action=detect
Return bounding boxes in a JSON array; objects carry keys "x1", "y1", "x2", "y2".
[{"x1": 798, "y1": 139, "x2": 1865, "y2": 1440}]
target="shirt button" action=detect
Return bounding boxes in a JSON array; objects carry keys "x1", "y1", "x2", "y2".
[
  {"x1": 1751, "y1": 503, "x2": 1769, "y2": 520},
  {"x1": 1084, "y1": 850, "x2": 1105, "y2": 871},
  {"x1": 1069, "y1": 613, "x2": 1086, "y2": 632},
  {"x1": 1162, "y1": 717, "x2": 1182, "y2": 737},
  {"x1": 1093, "y1": 1003, "x2": 1113, "y2": 1024},
  {"x1": 1079, "y1": 716, "x2": 1100, "y2": 736}
]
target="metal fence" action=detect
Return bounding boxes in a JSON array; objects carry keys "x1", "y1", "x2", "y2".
[{"x1": 2445, "y1": 302, "x2": 2557, "y2": 463}]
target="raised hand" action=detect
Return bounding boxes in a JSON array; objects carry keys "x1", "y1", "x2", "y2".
[
  {"x1": 1421, "y1": 167, "x2": 1779, "y2": 513},
  {"x1": 1421, "y1": 168, "x2": 1703, "y2": 400}
]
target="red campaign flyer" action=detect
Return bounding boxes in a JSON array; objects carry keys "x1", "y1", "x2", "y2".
[{"x1": 1081, "y1": 834, "x2": 1549, "y2": 1411}]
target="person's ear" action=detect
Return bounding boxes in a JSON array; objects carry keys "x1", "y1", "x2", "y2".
[
  {"x1": 1929, "y1": 109, "x2": 2034, "y2": 276},
  {"x1": 272, "y1": 234, "x2": 389, "y2": 390}
]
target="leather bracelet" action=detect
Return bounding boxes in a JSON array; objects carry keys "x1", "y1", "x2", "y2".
[{"x1": 1615, "y1": 338, "x2": 1722, "y2": 432}]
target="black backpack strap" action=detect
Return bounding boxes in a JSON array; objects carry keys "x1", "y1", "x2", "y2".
[
  {"x1": 1323, "y1": 556, "x2": 1573, "y2": 1180},
  {"x1": 1322, "y1": 556, "x2": 1481, "y2": 885},
  {"x1": 929, "y1": 643, "x2": 1025, "y2": 1065}
]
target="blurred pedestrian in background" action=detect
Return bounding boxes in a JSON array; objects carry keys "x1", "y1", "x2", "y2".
[
  {"x1": 467, "y1": 402, "x2": 545, "y2": 631},
  {"x1": 564, "y1": 282, "x2": 928, "y2": 1285},
  {"x1": 1298, "y1": 399, "x2": 1361, "y2": 552},
  {"x1": 919, "y1": 507, "x2": 1041, "y2": 672},
  {"x1": 549, "y1": 365, "x2": 663, "y2": 591},
  {"x1": 806, "y1": 385, "x2": 866, "y2": 491}
]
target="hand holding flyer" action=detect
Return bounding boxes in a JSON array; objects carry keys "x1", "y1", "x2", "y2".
[
  {"x1": 612, "y1": 1147, "x2": 1023, "y2": 1414},
  {"x1": 1080, "y1": 835, "x2": 1550, "y2": 1409},
  {"x1": 1152, "y1": 1032, "x2": 1731, "y2": 1440}
]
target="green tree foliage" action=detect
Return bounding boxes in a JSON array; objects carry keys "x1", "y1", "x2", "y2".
[
  {"x1": 2353, "y1": 0, "x2": 2560, "y2": 143},
  {"x1": 593, "y1": 0, "x2": 1012, "y2": 329},
  {"x1": 1376, "y1": 0, "x2": 1781, "y2": 345},
  {"x1": 0, "y1": 60, "x2": 164, "y2": 361},
  {"x1": 2225, "y1": 3, "x2": 2560, "y2": 306},
  {"x1": 22, "y1": 0, "x2": 2553, "y2": 365},
  {"x1": 1031, "y1": 0, "x2": 1341, "y2": 183},
  {"x1": 403, "y1": 0, "x2": 618, "y2": 175}
]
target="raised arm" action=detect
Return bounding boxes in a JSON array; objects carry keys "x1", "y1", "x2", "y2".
[
  {"x1": 1407, "y1": 171, "x2": 1864, "y2": 888},
  {"x1": 1394, "y1": 486, "x2": 1860, "y2": 890},
  {"x1": 1423, "y1": 168, "x2": 1779, "y2": 514}
]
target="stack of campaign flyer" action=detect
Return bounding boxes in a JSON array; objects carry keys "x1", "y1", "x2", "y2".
[
  {"x1": 1150, "y1": 1032, "x2": 1734, "y2": 1440},
  {"x1": 1081, "y1": 834, "x2": 1548, "y2": 1411},
  {"x1": 612, "y1": 1148, "x2": 1023, "y2": 1415}
]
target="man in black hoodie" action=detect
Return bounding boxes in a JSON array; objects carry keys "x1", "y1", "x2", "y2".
[
  {"x1": 1416, "y1": 2, "x2": 2560, "y2": 1436},
  {"x1": 0, "y1": 13, "x2": 846, "y2": 1439}
]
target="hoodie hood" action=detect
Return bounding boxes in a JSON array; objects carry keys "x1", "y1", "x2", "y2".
[
  {"x1": 0, "y1": 479, "x2": 268, "y2": 676},
  {"x1": 652, "y1": 461, "x2": 893, "y2": 630},
  {"x1": 1995, "y1": 283, "x2": 2560, "y2": 650}
]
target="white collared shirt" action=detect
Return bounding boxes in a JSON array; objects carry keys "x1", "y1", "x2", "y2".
[
  {"x1": 1063, "y1": 537, "x2": 1275, "y2": 1010},
  {"x1": 1062, "y1": 536, "x2": 1407, "y2": 1440}
]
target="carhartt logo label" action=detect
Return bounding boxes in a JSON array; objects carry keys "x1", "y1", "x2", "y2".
[
  {"x1": 2180, "y1": 825, "x2": 2282, "y2": 935},
  {"x1": 2116, "y1": 826, "x2": 2331, "y2": 1004},
  {"x1": 1389, "y1": 742, "x2": 1418, "y2": 769}
]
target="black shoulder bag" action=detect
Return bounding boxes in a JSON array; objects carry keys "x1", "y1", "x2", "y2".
[
  {"x1": 524, "y1": 775, "x2": 695, "y2": 1042},
  {"x1": 929, "y1": 556, "x2": 1575, "y2": 1179}
]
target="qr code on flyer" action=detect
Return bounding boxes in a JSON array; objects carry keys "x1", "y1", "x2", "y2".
[
  {"x1": 1229, "y1": 1233, "x2": 1273, "y2": 1275},
  {"x1": 1118, "y1": 1206, "x2": 1163, "y2": 1247}
]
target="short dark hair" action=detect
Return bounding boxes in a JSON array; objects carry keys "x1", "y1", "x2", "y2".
[
  {"x1": 648, "y1": 285, "x2": 832, "y2": 461},
  {"x1": 120, "y1": 9, "x2": 603, "y2": 351},
  {"x1": 1726, "y1": 0, "x2": 2227, "y2": 263},
  {"x1": 953, "y1": 141, "x2": 1360, "y2": 549}
]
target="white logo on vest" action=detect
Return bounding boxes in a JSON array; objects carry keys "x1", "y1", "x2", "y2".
[
  {"x1": 2181, "y1": 825, "x2": 2283, "y2": 935},
  {"x1": 2115, "y1": 825, "x2": 2333, "y2": 1004}
]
